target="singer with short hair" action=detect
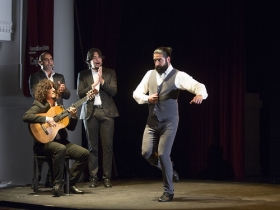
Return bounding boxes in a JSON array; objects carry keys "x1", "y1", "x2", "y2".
[{"x1": 29, "y1": 52, "x2": 70, "y2": 105}]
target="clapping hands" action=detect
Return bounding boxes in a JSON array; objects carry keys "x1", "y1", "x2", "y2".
[
  {"x1": 57, "y1": 81, "x2": 66, "y2": 98},
  {"x1": 91, "y1": 67, "x2": 103, "y2": 89}
]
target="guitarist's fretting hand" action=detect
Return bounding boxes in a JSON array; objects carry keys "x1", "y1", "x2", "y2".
[
  {"x1": 46, "y1": 116, "x2": 56, "y2": 127},
  {"x1": 68, "y1": 107, "x2": 77, "y2": 118},
  {"x1": 46, "y1": 107, "x2": 77, "y2": 127}
]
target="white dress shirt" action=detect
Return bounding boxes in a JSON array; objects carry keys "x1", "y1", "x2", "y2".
[
  {"x1": 92, "y1": 70, "x2": 102, "y2": 105},
  {"x1": 42, "y1": 69, "x2": 55, "y2": 81},
  {"x1": 133, "y1": 64, "x2": 208, "y2": 104}
]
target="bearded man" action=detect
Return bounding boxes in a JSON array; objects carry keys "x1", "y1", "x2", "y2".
[{"x1": 133, "y1": 46, "x2": 208, "y2": 202}]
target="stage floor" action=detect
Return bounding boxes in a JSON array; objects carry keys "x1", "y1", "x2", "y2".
[{"x1": 1, "y1": 178, "x2": 280, "y2": 210}]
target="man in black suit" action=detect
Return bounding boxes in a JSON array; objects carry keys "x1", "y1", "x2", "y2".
[
  {"x1": 28, "y1": 52, "x2": 71, "y2": 187},
  {"x1": 29, "y1": 52, "x2": 70, "y2": 105},
  {"x1": 77, "y1": 48, "x2": 119, "y2": 188}
]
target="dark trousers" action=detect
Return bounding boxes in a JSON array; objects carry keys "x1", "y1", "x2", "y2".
[
  {"x1": 83, "y1": 108, "x2": 114, "y2": 179},
  {"x1": 35, "y1": 140, "x2": 89, "y2": 187},
  {"x1": 142, "y1": 117, "x2": 178, "y2": 194}
]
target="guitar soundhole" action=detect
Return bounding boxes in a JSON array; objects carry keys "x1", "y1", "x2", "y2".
[{"x1": 41, "y1": 124, "x2": 49, "y2": 135}]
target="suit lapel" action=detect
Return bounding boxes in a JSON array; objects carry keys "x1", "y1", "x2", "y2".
[
  {"x1": 87, "y1": 69, "x2": 94, "y2": 85},
  {"x1": 102, "y1": 67, "x2": 107, "y2": 80},
  {"x1": 39, "y1": 70, "x2": 48, "y2": 80}
]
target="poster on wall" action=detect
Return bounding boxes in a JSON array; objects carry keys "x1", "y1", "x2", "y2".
[{"x1": 23, "y1": 0, "x2": 54, "y2": 97}]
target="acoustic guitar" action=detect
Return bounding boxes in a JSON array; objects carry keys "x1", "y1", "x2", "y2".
[{"x1": 29, "y1": 89, "x2": 98, "y2": 144}]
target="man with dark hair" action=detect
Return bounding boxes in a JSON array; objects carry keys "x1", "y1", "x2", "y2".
[
  {"x1": 23, "y1": 79, "x2": 89, "y2": 197},
  {"x1": 77, "y1": 48, "x2": 119, "y2": 188},
  {"x1": 28, "y1": 52, "x2": 71, "y2": 188},
  {"x1": 133, "y1": 46, "x2": 208, "y2": 202}
]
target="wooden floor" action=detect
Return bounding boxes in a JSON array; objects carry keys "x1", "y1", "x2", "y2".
[{"x1": 1, "y1": 178, "x2": 280, "y2": 210}]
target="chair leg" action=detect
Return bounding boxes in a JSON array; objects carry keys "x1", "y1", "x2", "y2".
[
  {"x1": 32, "y1": 157, "x2": 39, "y2": 192},
  {"x1": 46, "y1": 161, "x2": 54, "y2": 188},
  {"x1": 37, "y1": 160, "x2": 43, "y2": 183},
  {"x1": 64, "y1": 159, "x2": 70, "y2": 194}
]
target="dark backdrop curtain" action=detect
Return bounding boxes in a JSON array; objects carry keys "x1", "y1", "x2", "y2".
[
  {"x1": 74, "y1": 0, "x2": 245, "y2": 181},
  {"x1": 74, "y1": 0, "x2": 122, "y2": 179},
  {"x1": 23, "y1": 0, "x2": 54, "y2": 97},
  {"x1": 74, "y1": 0, "x2": 121, "y2": 84},
  {"x1": 184, "y1": 1, "x2": 245, "y2": 181}
]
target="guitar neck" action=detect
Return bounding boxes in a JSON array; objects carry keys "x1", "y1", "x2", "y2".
[
  {"x1": 71, "y1": 94, "x2": 89, "y2": 109},
  {"x1": 53, "y1": 93, "x2": 91, "y2": 122},
  {"x1": 54, "y1": 110, "x2": 68, "y2": 122}
]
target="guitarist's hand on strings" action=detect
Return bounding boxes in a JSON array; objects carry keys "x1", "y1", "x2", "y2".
[{"x1": 46, "y1": 116, "x2": 56, "y2": 127}]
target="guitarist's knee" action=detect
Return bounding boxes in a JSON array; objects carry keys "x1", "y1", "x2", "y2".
[{"x1": 53, "y1": 144, "x2": 66, "y2": 157}]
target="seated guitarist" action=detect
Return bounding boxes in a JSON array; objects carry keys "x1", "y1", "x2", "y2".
[{"x1": 23, "y1": 79, "x2": 89, "y2": 196}]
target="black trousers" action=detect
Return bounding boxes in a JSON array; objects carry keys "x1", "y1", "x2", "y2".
[
  {"x1": 35, "y1": 139, "x2": 89, "y2": 187},
  {"x1": 83, "y1": 108, "x2": 114, "y2": 179}
]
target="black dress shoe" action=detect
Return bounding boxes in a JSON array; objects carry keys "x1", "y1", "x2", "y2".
[
  {"x1": 103, "y1": 178, "x2": 112, "y2": 188},
  {"x1": 158, "y1": 192, "x2": 174, "y2": 202},
  {"x1": 51, "y1": 185, "x2": 60, "y2": 197},
  {"x1": 70, "y1": 185, "x2": 84, "y2": 194},
  {"x1": 173, "y1": 170, "x2": 179, "y2": 183},
  {"x1": 89, "y1": 177, "x2": 98, "y2": 188}
]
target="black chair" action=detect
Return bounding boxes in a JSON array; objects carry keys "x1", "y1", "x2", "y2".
[{"x1": 32, "y1": 155, "x2": 70, "y2": 194}]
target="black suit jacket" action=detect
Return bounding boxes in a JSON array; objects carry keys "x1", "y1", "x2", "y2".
[
  {"x1": 77, "y1": 67, "x2": 119, "y2": 119},
  {"x1": 29, "y1": 70, "x2": 71, "y2": 105}
]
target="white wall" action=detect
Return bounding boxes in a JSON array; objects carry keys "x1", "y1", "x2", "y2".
[
  {"x1": 53, "y1": 1, "x2": 80, "y2": 145},
  {"x1": 0, "y1": 0, "x2": 79, "y2": 186}
]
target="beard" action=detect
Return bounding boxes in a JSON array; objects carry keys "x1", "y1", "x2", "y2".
[{"x1": 155, "y1": 62, "x2": 168, "y2": 75}]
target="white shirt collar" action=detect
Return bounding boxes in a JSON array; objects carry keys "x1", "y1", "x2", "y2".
[
  {"x1": 91, "y1": 68, "x2": 99, "y2": 73},
  {"x1": 165, "y1": 64, "x2": 173, "y2": 75},
  {"x1": 157, "y1": 64, "x2": 173, "y2": 76},
  {"x1": 42, "y1": 69, "x2": 55, "y2": 77}
]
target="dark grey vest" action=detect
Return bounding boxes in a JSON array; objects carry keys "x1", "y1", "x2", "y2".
[{"x1": 147, "y1": 69, "x2": 180, "y2": 124}]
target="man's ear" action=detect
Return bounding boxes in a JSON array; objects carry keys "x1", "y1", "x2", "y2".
[{"x1": 167, "y1": 56, "x2": 171, "y2": 63}]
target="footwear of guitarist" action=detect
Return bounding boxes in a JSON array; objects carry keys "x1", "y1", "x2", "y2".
[
  {"x1": 70, "y1": 185, "x2": 84, "y2": 194},
  {"x1": 52, "y1": 185, "x2": 61, "y2": 197}
]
